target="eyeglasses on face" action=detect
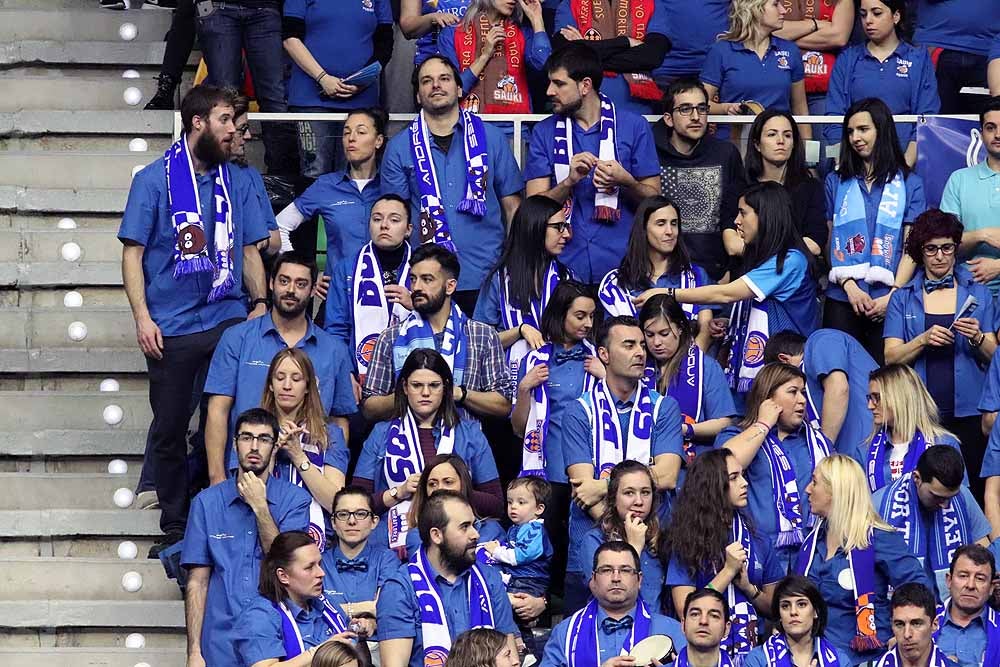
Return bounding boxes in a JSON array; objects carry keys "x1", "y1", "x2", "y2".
[
  {"x1": 333, "y1": 509, "x2": 373, "y2": 522},
  {"x1": 235, "y1": 432, "x2": 275, "y2": 446},
  {"x1": 672, "y1": 104, "x2": 709, "y2": 117},
  {"x1": 922, "y1": 243, "x2": 956, "y2": 257},
  {"x1": 594, "y1": 565, "x2": 638, "y2": 577}
]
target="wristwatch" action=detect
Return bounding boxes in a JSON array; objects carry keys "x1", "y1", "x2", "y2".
[
  {"x1": 298, "y1": 460, "x2": 311, "y2": 473},
  {"x1": 389, "y1": 486, "x2": 399, "y2": 498},
  {"x1": 250, "y1": 297, "x2": 269, "y2": 309}
]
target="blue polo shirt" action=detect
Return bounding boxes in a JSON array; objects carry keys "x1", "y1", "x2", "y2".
[
  {"x1": 700, "y1": 37, "x2": 805, "y2": 112},
  {"x1": 798, "y1": 523, "x2": 930, "y2": 665},
  {"x1": 941, "y1": 160, "x2": 1000, "y2": 293},
  {"x1": 979, "y1": 346, "x2": 1000, "y2": 415},
  {"x1": 884, "y1": 268, "x2": 996, "y2": 418},
  {"x1": 744, "y1": 642, "x2": 853, "y2": 667},
  {"x1": 292, "y1": 171, "x2": 383, "y2": 271},
  {"x1": 553, "y1": 0, "x2": 669, "y2": 115},
  {"x1": 992, "y1": 34, "x2": 1000, "y2": 62},
  {"x1": 524, "y1": 110, "x2": 659, "y2": 284},
  {"x1": 824, "y1": 171, "x2": 927, "y2": 301},
  {"x1": 237, "y1": 593, "x2": 349, "y2": 666},
  {"x1": 979, "y1": 417, "x2": 1000, "y2": 479},
  {"x1": 665, "y1": 527, "x2": 784, "y2": 597},
  {"x1": 377, "y1": 557, "x2": 517, "y2": 667},
  {"x1": 284, "y1": 0, "x2": 392, "y2": 109},
  {"x1": 320, "y1": 540, "x2": 401, "y2": 612},
  {"x1": 823, "y1": 42, "x2": 940, "y2": 149},
  {"x1": 742, "y1": 249, "x2": 819, "y2": 336},
  {"x1": 118, "y1": 158, "x2": 270, "y2": 337},
  {"x1": 655, "y1": 0, "x2": 731, "y2": 79},
  {"x1": 936, "y1": 601, "x2": 993, "y2": 667},
  {"x1": 540, "y1": 605, "x2": 686, "y2": 667},
  {"x1": 803, "y1": 328, "x2": 879, "y2": 455},
  {"x1": 581, "y1": 529, "x2": 664, "y2": 611},
  {"x1": 181, "y1": 477, "x2": 311, "y2": 667},
  {"x1": 413, "y1": 0, "x2": 471, "y2": 66},
  {"x1": 913, "y1": 0, "x2": 1000, "y2": 58},
  {"x1": 381, "y1": 116, "x2": 524, "y2": 292}
]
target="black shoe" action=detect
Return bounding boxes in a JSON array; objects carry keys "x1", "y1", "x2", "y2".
[
  {"x1": 148, "y1": 531, "x2": 184, "y2": 559},
  {"x1": 100, "y1": 0, "x2": 128, "y2": 8},
  {"x1": 144, "y1": 75, "x2": 179, "y2": 111}
]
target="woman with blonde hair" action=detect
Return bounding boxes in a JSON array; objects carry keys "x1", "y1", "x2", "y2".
[
  {"x1": 852, "y1": 364, "x2": 964, "y2": 492},
  {"x1": 797, "y1": 454, "x2": 929, "y2": 665},
  {"x1": 446, "y1": 628, "x2": 519, "y2": 667},
  {"x1": 262, "y1": 348, "x2": 349, "y2": 551}
]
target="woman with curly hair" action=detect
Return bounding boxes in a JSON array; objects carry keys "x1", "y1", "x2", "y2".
[{"x1": 662, "y1": 448, "x2": 784, "y2": 663}]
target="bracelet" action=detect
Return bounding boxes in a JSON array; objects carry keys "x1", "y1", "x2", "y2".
[
  {"x1": 518, "y1": 323, "x2": 525, "y2": 339},
  {"x1": 250, "y1": 297, "x2": 269, "y2": 308},
  {"x1": 666, "y1": 287, "x2": 676, "y2": 299},
  {"x1": 971, "y1": 332, "x2": 986, "y2": 348},
  {"x1": 705, "y1": 582, "x2": 718, "y2": 592},
  {"x1": 840, "y1": 277, "x2": 857, "y2": 288},
  {"x1": 315, "y1": 71, "x2": 327, "y2": 84},
  {"x1": 750, "y1": 585, "x2": 763, "y2": 600},
  {"x1": 811, "y1": 17, "x2": 819, "y2": 33},
  {"x1": 459, "y1": 385, "x2": 468, "y2": 403},
  {"x1": 752, "y1": 421, "x2": 770, "y2": 437}
]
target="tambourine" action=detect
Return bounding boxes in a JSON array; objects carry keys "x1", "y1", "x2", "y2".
[
  {"x1": 629, "y1": 634, "x2": 677, "y2": 666},
  {"x1": 738, "y1": 100, "x2": 765, "y2": 115}
]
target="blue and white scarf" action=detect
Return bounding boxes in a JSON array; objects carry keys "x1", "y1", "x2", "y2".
[
  {"x1": 409, "y1": 110, "x2": 488, "y2": 253},
  {"x1": 408, "y1": 546, "x2": 495, "y2": 663},
  {"x1": 934, "y1": 599, "x2": 1000, "y2": 667},
  {"x1": 761, "y1": 426, "x2": 830, "y2": 547},
  {"x1": 762, "y1": 634, "x2": 843, "y2": 667},
  {"x1": 829, "y1": 172, "x2": 906, "y2": 289},
  {"x1": 164, "y1": 135, "x2": 235, "y2": 302},
  {"x1": 667, "y1": 345, "x2": 704, "y2": 464},
  {"x1": 564, "y1": 597, "x2": 652, "y2": 667},
  {"x1": 382, "y1": 410, "x2": 456, "y2": 550},
  {"x1": 393, "y1": 302, "x2": 468, "y2": 386},
  {"x1": 597, "y1": 268, "x2": 699, "y2": 318},
  {"x1": 879, "y1": 472, "x2": 971, "y2": 596},
  {"x1": 273, "y1": 596, "x2": 347, "y2": 658},
  {"x1": 352, "y1": 241, "x2": 411, "y2": 381},
  {"x1": 553, "y1": 93, "x2": 620, "y2": 224},
  {"x1": 866, "y1": 428, "x2": 928, "y2": 492},
  {"x1": 273, "y1": 427, "x2": 328, "y2": 552},
  {"x1": 675, "y1": 648, "x2": 735, "y2": 667},
  {"x1": 721, "y1": 514, "x2": 760, "y2": 660},
  {"x1": 519, "y1": 340, "x2": 598, "y2": 477},
  {"x1": 582, "y1": 379, "x2": 657, "y2": 479},
  {"x1": 500, "y1": 261, "x2": 563, "y2": 380},
  {"x1": 725, "y1": 299, "x2": 770, "y2": 393},
  {"x1": 875, "y1": 644, "x2": 950, "y2": 667}
]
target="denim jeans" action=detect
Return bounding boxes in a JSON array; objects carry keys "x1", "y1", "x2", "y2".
[
  {"x1": 288, "y1": 106, "x2": 344, "y2": 179},
  {"x1": 196, "y1": 2, "x2": 299, "y2": 175}
]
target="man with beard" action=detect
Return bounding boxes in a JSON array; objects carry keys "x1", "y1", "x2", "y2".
[
  {"x1": 381, "y1": 55, "x2": 523, "y2": 315},
  {"x1": 377, "y1": 490, "x2": 517, "y2": 667},
  {"x1": 934, "y1": 545, "x2": 1000, "y2": 667},
  {"x1": 540, "y1": 541, "x2": 686, "y2": 667},
  {"x1": 676, "y1": 589, "x2": 732, "y2": 667},
  {"x1": 181, "y1": 408, "x2": 311, "y2": 667},
  {"x1": 361, "y1": 243, "x2": 511, "y2": 423},
  {"x1": 202, "y1": 251, "x2": 356, "y2": 485},
  {"x1": 878, "y1": 583, "x2": 958, "y2": 667},
  {"x1": 119, "y1": 84, "x2": 271, "y2": 556}
]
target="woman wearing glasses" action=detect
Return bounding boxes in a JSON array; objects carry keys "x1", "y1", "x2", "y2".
[{"x1": 884, "y1": 209, "x2": 995, "y2": 500}]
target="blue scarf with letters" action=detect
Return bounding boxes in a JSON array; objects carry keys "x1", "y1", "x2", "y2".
[
  {"x1": 866, "y1": 428, "x2": 927, "y2": 492},
  {"x1": 829, "y1": 172, "x2": 905, "y2": 289}
]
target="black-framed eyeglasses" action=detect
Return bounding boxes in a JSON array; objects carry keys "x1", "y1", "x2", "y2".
[
  {"x1": 333, "y1": 509, "x2": 373, "y2": 522},
  {"x1": 922, "y1": 243, "x2": 956, "y2": 257},
  {"x1": 672, "y1": 103, "x2": 709, "y2": 117},
  {"x1": 235, "y1": 432, "x2": 275, "y2": 446},
  {"x1": 866, "y1": 392, "x2": 881, "y2": 406},
  {"x1": 235, "y1": 124, "x2": 251, "y2": 136},
  {"x1": 546, "y1": 221, "x2": 572, "y2": 234}
]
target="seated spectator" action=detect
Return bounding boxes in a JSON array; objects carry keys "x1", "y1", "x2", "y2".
[
  {"x1": 439, "y1": 0, "x2": 551, "y2": 115},
  {"x1": 744, "y1": 110, "x2": 827, "y2": 258},
  {"x1": 638, "y1": 295, "x2": 736, "y2": 463},
  {"x1": 877, "y1": 583, "x2": 958, "y2": 667},
  {"x1": 716, "y1": 363, "x2": 832, "y2": 573},
  {"x1": 663, "y1": 449, "x2": 783, "y2": 662},
  {"x1": 561, "y1": 316, "x2": 683, "y2": 613},
  {"x1": 824, "y1": 98, "x2": 926, "y2": 365},
  {"x1": 854, "y1": 364, "x2": 964, "y2": 493},
  {"x1": 763, "y1": 329, "x2": 879, "y2": 454},
  {"x1": 381, "y1": 57, "x2": 523, "y2": 309},
  {"x1": 447, "y1": 628, "x2": 519, "y2": 667},
  {"x1": 654, "y1": 0, "x2": 730, "y2": 86},
  {"x1": 324, "y1": 194, "x2": 413, "y2": 385},
  {"x1": 525, "y1": 42, "x2": 660, "y2": 285},
  {"x1": 873, "y1": 447, "x2": 992, "y2": 602},
  {"x1": 824, "y1": 0, "x2": 938, "y2": 166},
  {"x1": 934, "y1": 545, "x2": 1000, "y2": 667},
  {"x1": 674, "y1": 588, "x2": 731, "y2": 667},
  {"x1": 354, "y1": 348, "x2": 503, "y2": 552},
  {"x1": 237, "y1": 531, "x2": 360, "y2": 666},
  {"x1": 798, "y1": 454, "x2": 930, "y2": 665},
  {"x1": 598, "y1": 195, "x2": 714, "y2": 351},
  {"x1": 361, "y1": 244, "x2": 512, "y2": 423},
  {"x1": 400, "y1": 0, "x2": 470, "y2": 67},
  {"x1": 276, "y1": 109, "x2": 387, "y2": 266},
  {"x1": 282, "y1": 0, "x2": 393, "y2": 177},
  {"x1": 377, "y1": 491, "x2": 517, "y2": 667},
  {"x1": 539, "y1": 541, "x2": 686, "y2": 667},
  {"x1": 181, "y1": 408, "x2": 312, "y2": 666},
  {"x1": 743, "y1": 575, "x2": 854, "y2": 667},
  {"x1": 550, "y1": 0, "x2": 671, "y2": 116},
  {"x1": 313, "y1": 641, "x2": 368, "y2": 667},
  {"x1": 204, "y1": 252, "x2": 355, "y2": 485},
  {"x1": 652, "y1": 79, "x2": 746, "y2": 282}
]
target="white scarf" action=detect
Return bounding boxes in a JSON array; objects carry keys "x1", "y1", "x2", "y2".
[
  {"x1": 352, "y1": 241, "x2": 411, "y2": 381},
  {"x1": 553, "y1": 93, "x2": 620, "y2": 224},
  {"x1": 582, "y1": 379, "x2": 657, "y2": 478}
]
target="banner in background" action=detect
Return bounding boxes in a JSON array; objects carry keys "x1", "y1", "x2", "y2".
[{"x1": 916, "y1": 116, "x2": 986, "y2": 208}]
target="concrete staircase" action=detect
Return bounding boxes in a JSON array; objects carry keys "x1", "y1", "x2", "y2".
[{"x1": 0, "y1": 4, "x2": 192, "y2": 665}]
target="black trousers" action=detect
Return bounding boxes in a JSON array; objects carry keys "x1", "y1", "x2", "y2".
[
  {"x1": 934, "y1": 49, "x2": 989, "y2": 115},
  {"x1": 942, "y1": 414, "x2": 989, "y2": 506},
  {"x1": 146, "y1": 318, "x2": 241, "y2": 535},
  {"x1": 822, "y1": 297, "x2": 886, "y2": 366},
  {"x1": 159, "y1": 0, "x2": 196, "y2": 81}
]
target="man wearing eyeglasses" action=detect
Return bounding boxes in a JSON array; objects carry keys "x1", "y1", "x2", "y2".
[
  {"x1": 229, "y1": 94, "x2": 282, "y2": 256},
  {"x1": 540, "y1": 541, "x2": 686, "y2": 667},
  {"x1": 181, "y1": 407, "x2": 312, "y2": 667}
]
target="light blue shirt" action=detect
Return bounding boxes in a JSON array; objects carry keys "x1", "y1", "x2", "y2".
[
  {"x1": 941, "y1": 160, "x2": 1000, "y2": 293},
  {"x1": 936, "y1": 601, "x2": 992, "y2": 667},
  {"x1": 742, "y1": 249, "x2": 819, "y2": 337}
]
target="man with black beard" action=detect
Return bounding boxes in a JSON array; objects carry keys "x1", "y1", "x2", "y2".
[
  {"x1": 181, "y1": 408, "x2": 311, "y2": 667},
  {"x1": 203, "y1": 252, "x2": 357, "y2": 485},
  {"x1": 361, "y1": 243, "x2": 512, "y2": 423},
  {"x1": 377, "y1": 491, "x2": 518, "y2": 667},
  {"x1": 119, "y1": 84, "x2": 271, "y2": 556}
]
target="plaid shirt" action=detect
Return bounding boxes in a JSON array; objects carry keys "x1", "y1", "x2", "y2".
[{"x1": 361, "y1": 318, "x2": 512, "y2": 419}]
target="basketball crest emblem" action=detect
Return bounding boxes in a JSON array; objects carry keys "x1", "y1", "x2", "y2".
[
  {"x1": 524, "y1": 429, "x2": 542, "y2": 453},
  {"x1": 356, "y1": 334, "x2": 379, "y2": 367},
  {"x1": 425, "y1": 648, "x2": 449, "y2": 667},
  {"x1": 744, "y1": 333, "x2": 767, "y2": 367}
]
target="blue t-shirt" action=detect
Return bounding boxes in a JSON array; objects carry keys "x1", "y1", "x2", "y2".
[
  {"x1": 741, "y1": 249, "x2": 819, "y2": 336},
  {"x1": 292, "y1": 171, "x2": 383, "y2": 271},
  {"x1": 700, "y1": 37, "x2": 805, "y2": 111},
  {"x1": 284, "y1": 0, "x2": 393, "y2": 109},
  {"x1": 236, "y1": 593, "x2": 349, "y2": 666},
  {"x1": 823, "y1": 42, "x2": 940, "y2": 149},
  {"x1": 992, "y1": 34, "x2": 1000, "y2": 62},
  {"x1": 381, "y1": 117, "x2": 524, "y2": 291},
  {"x1": 913, "y1": 0, "x2": 1000, "y2": 57},
  {"x1": 524, "y1": 110, "x2": 660, "y2": 284},
  {"x1": 581, "y1": 528, "x2": 664, "y2": 612},
  {"x1": 413, "y1": 0, "x2": 471, "y2": 66},
  {"x1": 655, "y1": 0, "x2": 731, "y2": 79},
  {"x1": 320, "y1": 540, "x2": 402, "y2": 612},
  {"x1": 117, "y1": 159, "x2": 270, "y2": 337},
  {"x1": 983, "y1": 419, "x2": 1000, "y2": 480},
  {"x1": 540, "y1": 605, "x2": 686, "y2": 667}
]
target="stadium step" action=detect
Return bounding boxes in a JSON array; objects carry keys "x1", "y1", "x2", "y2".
[
  {"x1": 0, "y1": 8, "x2": 173, "y2": 42},
  {"x1": 0, "y1": 648, "x2": 185, "y2": 667},
  {"x1": 0, "y1": 152, "x2": 156, "y2": 189},
  {"x1": 0, "y1": 391, "x2": 150, "y2": 433},
  {"x1": 0, "y1": 557, "x2": 181, "y2": 600},
  {"x1": 0, "y1": 110, "x2": 174, "y2": 137},
  {"x1": 0, "y1": 185, "x2": 130, "y2": 215},
  {"x1": 0, "y1": 77, "x2": 164, "y2": 111}
]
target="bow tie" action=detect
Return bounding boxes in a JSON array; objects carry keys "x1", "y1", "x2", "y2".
[
  {"x1": 554, "y1": 348, "x2": 588, "y2": 363},
  {"x1": 601, "y1": 616, "x2": 633, "y2": 634},
  {"x1": 336, "y1": 559, "x2": 368, "y2": 573},
  {"x1": 924, "y1": 274, "x2": 954, "y2": 293}
]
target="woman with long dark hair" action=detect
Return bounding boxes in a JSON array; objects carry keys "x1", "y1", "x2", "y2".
[
  {"x1": 598, "y1": 195, "x2": 713, "y2": 351},
  {"x1": 662, "y1": 448, "x2": 783, "y2": 663},
  {"x1": 823, "y1": 97, "x2": 926, "y2": 364}
]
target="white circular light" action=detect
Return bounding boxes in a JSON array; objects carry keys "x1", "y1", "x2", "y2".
[
  {"x1": 67, "y1": 321, "x2": 88, "y2": 342},
  {"x1": 57, "y1": 217, "x2": 77, "y2": 230},
  {"x1": 118, "y1": 540, "x2": 139, "y2": 560},
  {"x1": 122, "y1": 69, "x2": 140, "y2": 79},
  {"x1": 128, "y1": 138, "x2": 148, "y2": 152},
  {"x1": 60, "y1": 241, "x2": 82, "y2": 262},
  {"x1": 134, "y1": 663, "x2": 152, "y2": 667},
  {"x1": 63, "y1": 291, "x2": 83, "y2": 308},
  {"x1": 113, "y1": 487, "x2": 134, "y2": 508},
  {"x1": 100, "y1": 378, "x2": 120, "y2": 392},
  {"x1": 131, "y1": 165, "x2": 144, "y2": 178},
  {"x1": 119, "y1": 22, "x2": 138, "y2": 41},
  {"x1": 124, "y1": 632, "x2": 145, "y2": 648},
  {"x1": 121, "y1": 571, "x2": 143, "y2": 593},
  {"x1": 108, "y1": 459, "x2": 128, "y2": 475},
  {"x1": 123, "y1": 87, "x2": 142, "y2": 106},
  {"x1": 103, "y1": 404, "x2": 124, "y2": 426}
]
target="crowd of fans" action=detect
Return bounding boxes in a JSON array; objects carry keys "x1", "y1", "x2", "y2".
[{"x1": 112, "y1": 1, "x2": 1000, "y2": 667}]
